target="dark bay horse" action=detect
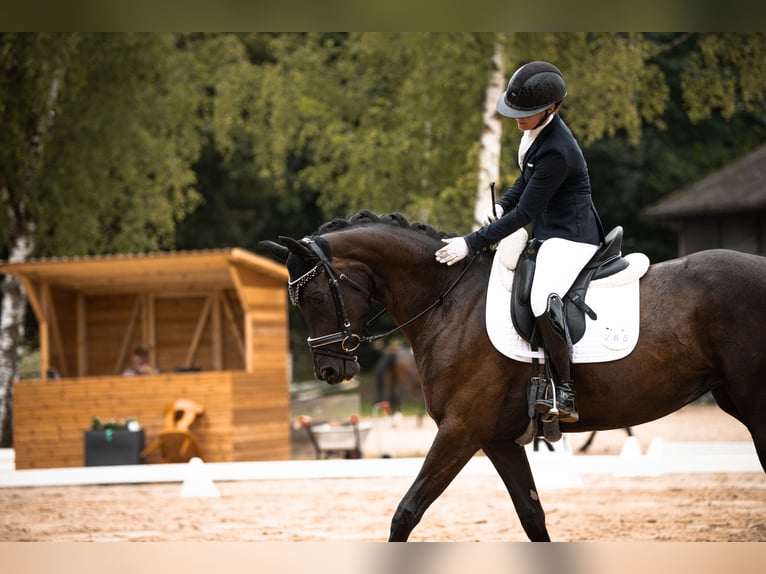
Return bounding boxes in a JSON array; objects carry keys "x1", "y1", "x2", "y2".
[{"x1": 261, "y1": 211, "x2": 766, "y2": 542}]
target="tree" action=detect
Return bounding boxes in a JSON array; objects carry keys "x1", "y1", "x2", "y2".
[
  {"x1": 0, "y1": 33, "x2": 210, "y2": 446},
  {"x1": 473, "y1": 40, "x2": 506, "y2": 231}
]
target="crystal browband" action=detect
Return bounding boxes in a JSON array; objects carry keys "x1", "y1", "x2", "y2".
[{"x1": 288, "y1": 265, "x2": 324, "y2": 305}]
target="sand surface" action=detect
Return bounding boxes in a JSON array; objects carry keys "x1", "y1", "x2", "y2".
[{"x1": 1, "y1": 404, "x2": 764, "y2": 542}]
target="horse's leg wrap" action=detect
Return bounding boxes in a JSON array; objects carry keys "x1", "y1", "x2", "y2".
[{"x1": 534, "y1": 294, "x2": 579, "y2": 423}]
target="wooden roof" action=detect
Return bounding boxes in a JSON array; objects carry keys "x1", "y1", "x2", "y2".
[
  {"x1": 0, "y1": 248, "x2": 288, "y2": 295},
  {"x1": 645, "y1": 144, "x2": 766, "y2": 220}
]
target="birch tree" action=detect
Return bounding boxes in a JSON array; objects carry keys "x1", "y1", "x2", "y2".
[{"x1": 473, "y1": 40, "x2": 506, "y2": 230}]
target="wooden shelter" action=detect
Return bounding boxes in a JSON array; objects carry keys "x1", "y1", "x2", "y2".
[
  {"x1": 645, "y1": 144, "x2": 766, "y2": 256},
  {"x1": 0, "y1": 248, "x2": 291, "y2": 469}
]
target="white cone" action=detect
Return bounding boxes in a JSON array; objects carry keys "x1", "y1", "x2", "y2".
[
  {"x1": 524, "y1": 435, "x2": 582, "y2": 489},
  {"x1": 180, "y1": 457, "x2": 221, "y2": 498},
  {"x1": 613, "y1": 436, "x2": 645, "y2": 477}
]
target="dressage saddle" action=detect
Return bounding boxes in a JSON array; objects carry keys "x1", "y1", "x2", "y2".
[{"x1": 511, "y1": 226, "x2": 629, "y2": 348}]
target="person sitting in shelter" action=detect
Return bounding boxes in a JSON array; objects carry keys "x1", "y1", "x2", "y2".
[{"x1": 122, "y1": 347, "x2": 159, "y2": 376}]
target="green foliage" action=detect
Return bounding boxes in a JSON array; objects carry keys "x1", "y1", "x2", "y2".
[
  {"x1": 0, "y1": 33, "x2": 206, "y2": 257},
  {"x1": 584, "y1": 33, "x2": 766, "y2": 262},
  {"x1": 306, "y1": 33, "x2": 495, "y2": 227},
  {"x1": 508, "y1": 33, "x2": 670, "y2": 147},
  {"x1": 5, "y1": 32, "x2": 766, "y2": 260},
  {"x1": 681, "y1": 33, "x2": 766, "y2": 123}
]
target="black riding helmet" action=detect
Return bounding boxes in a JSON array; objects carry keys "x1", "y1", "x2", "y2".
[{"x1": 497, "y1": 61, "x2": 567, "y2": 118}]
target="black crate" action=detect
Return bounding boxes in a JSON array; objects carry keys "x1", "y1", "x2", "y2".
[{"x1": 84, "y1": 430, "x2": 145, "y2": 466}]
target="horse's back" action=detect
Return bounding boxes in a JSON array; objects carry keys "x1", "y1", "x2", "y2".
[
  {"x1": 694, "y1": 249, "x2": 764, "y2": 303},
  {"x1": 647, "y1": 248, "x2": 766, "y2": 293},
  {"x1": 637, "y1": 248, "x2": 765, "y2": 368}
]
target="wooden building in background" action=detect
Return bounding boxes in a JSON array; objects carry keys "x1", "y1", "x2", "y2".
[
  {"x1": 0, "y1": 248, "x2": 291, "y2": 469},
  {"x1": 645, "y1": 144, "x2": 766, "y2": 257}
]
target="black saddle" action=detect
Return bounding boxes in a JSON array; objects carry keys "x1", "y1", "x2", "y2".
[{"x1": 510, "y1": 226, "x2": 629, "y2": 347}]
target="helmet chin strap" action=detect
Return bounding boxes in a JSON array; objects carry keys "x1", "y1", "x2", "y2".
[{"x1": 533, "y1": 106, "x2": 555, "y2": 129}]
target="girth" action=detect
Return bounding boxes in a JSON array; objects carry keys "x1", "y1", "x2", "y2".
[{"x1": 511, "y1": 226, "x2": 628, "y2": 347}]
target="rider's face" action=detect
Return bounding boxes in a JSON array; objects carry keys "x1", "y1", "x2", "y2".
[{"x1": 515, "y1": 106, "x2": 554, "y2": 131}]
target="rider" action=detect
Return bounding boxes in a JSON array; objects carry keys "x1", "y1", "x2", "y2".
[{"x1": 435, "y1": 61, "x2": 604, "y2": 423}]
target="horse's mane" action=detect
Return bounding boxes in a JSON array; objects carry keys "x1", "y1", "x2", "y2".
[{"x1": 316, "y1": 210, "x2": 457, "y2": 240}]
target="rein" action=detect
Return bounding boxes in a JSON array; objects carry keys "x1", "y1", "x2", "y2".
[{"x1": 291, "y1": 237, "x2": 477, "y2": 361}]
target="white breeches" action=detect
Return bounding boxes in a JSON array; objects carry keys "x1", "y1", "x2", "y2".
[{"x1": 530, "y1": 238, "x2": 599, "y2": 317}]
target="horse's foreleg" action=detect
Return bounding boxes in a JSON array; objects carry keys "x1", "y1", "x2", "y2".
[
  {"x1": 482, "y1": 440, "x2": 551, "y2": 541},
  {"x1": 389, "y1": 428, "x2": 480, "y2": 541}
]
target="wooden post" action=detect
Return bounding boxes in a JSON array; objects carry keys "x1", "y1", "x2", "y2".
[
  {"x1": 115, "y1": 296, "x2": 141, "y2": 375},
  {"x1": 184, "y1": 294, "x2": 214, "y2": 369},
  {"x1": 77, "y1": 293, "x2": 87, "y2": 377},
  {"x1": 143, "y1": 293, "x2": 156, "y2": 366},
  {"x1": 211, "y1": 290, "x2": 222, "y2": 370},
  {"x1": 44, "y1": 284, "x2": 69, "y2": 377},
  {"x1": 39, "y1": 283, "x2": 50, "y2": 382},
  {"x1": 220, "y1": 291, "x2": 245, "y2": 362}
]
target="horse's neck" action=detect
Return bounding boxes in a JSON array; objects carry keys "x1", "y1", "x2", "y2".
[{"x1": 330, "y1": 227, "x2": 445, "y2": 315}]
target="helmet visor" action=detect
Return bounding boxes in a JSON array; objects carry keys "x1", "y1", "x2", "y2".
[{"x1": 496, "y1": 92, "x2": 554, "y2": 118}]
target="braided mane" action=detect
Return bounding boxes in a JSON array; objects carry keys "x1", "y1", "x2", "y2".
[{"x1": 316, "y1": 210, "x2": 456, "y2": 240}]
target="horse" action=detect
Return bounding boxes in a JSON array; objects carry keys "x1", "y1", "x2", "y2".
[
  {"x1": 260, "y1": 211, "x2": 766, "y2": 542},
  {"x1": 373, "y1": 342, "x2": 425, "y2": 423}
]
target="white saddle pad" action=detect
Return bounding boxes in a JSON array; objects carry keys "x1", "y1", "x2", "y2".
[{"x1": 486, "y1": 229, "x2": 650, "y2": 364}]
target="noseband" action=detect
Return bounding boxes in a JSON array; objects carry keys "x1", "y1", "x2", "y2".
[{"x1": 288, "y1": 236, "x2": 476, "y2": 362}]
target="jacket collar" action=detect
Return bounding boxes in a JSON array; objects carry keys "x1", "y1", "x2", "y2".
[{"x1": 521, "y1": 113, "x2": 561, "y2": 164}]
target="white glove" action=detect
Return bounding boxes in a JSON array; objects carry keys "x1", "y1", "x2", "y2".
[
  {"x1": 435, "y1": 237, "x2": 469, "y2": 266},
  {"x1": 481, "y1": 204, "x2": 504, "y2": 227}
]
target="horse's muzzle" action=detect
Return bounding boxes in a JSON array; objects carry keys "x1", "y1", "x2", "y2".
[{"x1": 314, "y1": 355, "x2": 360, "y2": 385}]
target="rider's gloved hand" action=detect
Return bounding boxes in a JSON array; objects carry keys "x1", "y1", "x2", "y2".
[
  {"x1": 481, "y1": 204, "x2": 504, "y2": 227},
  {"x1": 435, "y1": 237, "x2": 469, "y2": 266}
]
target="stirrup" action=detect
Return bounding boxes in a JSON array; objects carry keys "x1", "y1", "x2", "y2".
[{"x1": 534, "y1": 380, "x2": 579, "y2": 423}]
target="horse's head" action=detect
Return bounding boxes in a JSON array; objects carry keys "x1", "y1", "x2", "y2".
[{"x1": 260, "y1": 234, "x2": 375, "y2": 385}]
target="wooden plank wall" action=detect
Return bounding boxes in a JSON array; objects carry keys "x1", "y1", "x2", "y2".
[{"x1": 13, "y1": 370, "x2": 289, "y2": 469}]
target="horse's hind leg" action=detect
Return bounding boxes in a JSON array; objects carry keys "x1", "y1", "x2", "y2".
[
  {"x1": 578, "y1": 431, "x2": 598, "y2": 453},
  {"x1": 712, "y1": 386, "x2": 766, "y2": 472},
  {"x1": 482, "y1": 440, "x2": 551, "y2": 541}
]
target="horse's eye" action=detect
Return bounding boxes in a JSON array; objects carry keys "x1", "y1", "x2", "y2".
[{"x1": 309, "y1": 290, "x2": 327, "y2": 305}]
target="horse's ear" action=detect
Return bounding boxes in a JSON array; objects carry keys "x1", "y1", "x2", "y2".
[
  {"x1": 258, "y1": 240, "x2": 289, "y2": 263},
  {"x1": 278, "y1": 236, "x2": 316, "y2": 261}
]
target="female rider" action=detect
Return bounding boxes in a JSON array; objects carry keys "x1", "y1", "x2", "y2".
[{"x1": 435, "y1": 61, "x2": 604, "y2": 423}]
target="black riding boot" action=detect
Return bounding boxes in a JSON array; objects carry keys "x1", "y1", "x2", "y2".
[{"x1": 534, "y1": 294, "x2": 579, "y2": 423}]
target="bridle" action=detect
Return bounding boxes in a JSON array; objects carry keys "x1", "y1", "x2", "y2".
[
  {"x1": 288, "y1": 237, "x2": 372, "y2": 360},
  {"x1": 288, "y1": 236, "x2": 476, "y2": 362}
]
